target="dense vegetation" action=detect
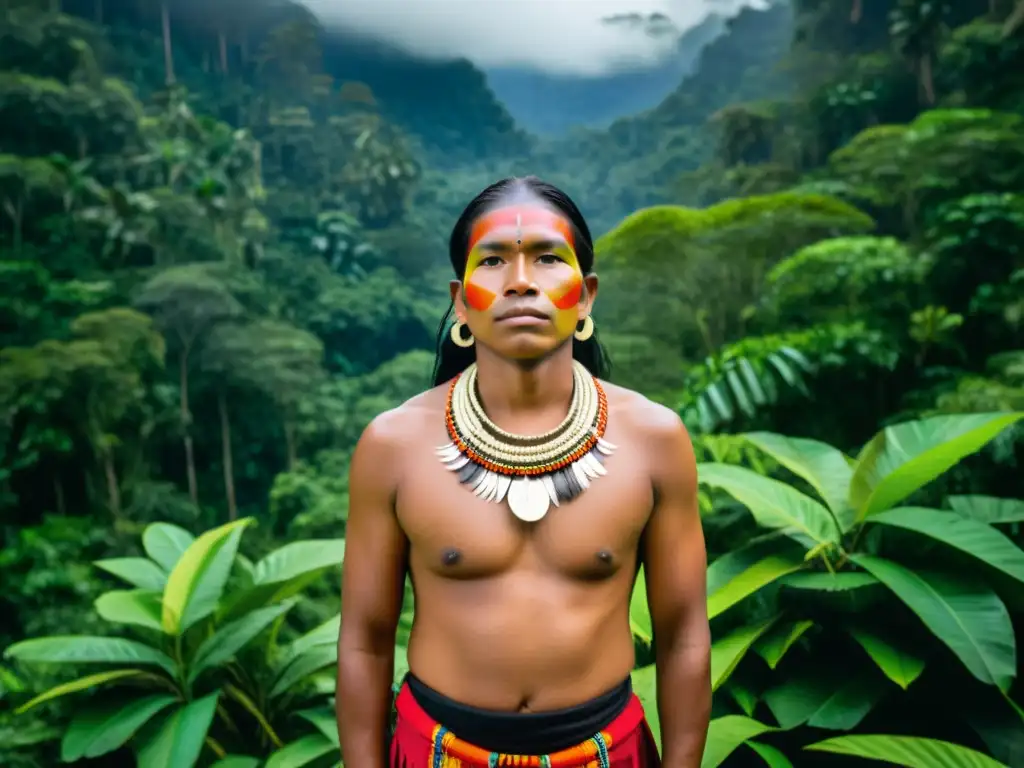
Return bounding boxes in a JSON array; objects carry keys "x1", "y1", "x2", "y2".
[{"x1": 1, "y1": 0, "x2": 1023, "y2": 766}]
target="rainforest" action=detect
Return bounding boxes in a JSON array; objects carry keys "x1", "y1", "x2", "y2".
[{"x1": 2, "y1": 0, "x2": 1023, "y2": 766}]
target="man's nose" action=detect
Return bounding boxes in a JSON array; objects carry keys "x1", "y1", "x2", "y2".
[{"x1": 504, "y1": 257, "x2": 538, "y2": 296}]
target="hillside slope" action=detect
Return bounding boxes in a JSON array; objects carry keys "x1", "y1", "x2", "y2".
[
  {"x1": 85, "y1": 0, "x2": 530, "y2": 162},
  {"x1": 485, "y1": 13, "x2": 727, "y2": 136},
  {"x1": 521, "y1": 1, "x2": 798, "y2": 234}
]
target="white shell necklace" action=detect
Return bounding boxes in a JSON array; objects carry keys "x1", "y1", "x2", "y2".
[{"x1": 436, "y1": 360, "x2": 616, "y2": 522}]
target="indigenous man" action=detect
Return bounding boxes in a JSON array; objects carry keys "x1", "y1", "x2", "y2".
[{"x1": 337, "y1": 177, "x2": 711, "y2": 768}]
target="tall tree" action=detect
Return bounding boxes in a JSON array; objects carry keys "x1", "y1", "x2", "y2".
[{"x1": 134, "y1": 264, "x2": 242, "y2": 506}]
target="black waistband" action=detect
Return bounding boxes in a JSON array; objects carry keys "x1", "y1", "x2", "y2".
[{"x1": 404, "y1": 673, "x2": 632, "y2": 755}]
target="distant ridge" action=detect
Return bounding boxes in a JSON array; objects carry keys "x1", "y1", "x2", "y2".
[{"x1": 483, "y1": 13, "x2": 727, "y2": 136}]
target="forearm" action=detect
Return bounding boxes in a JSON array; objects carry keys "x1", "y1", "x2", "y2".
[
  {"x1": 656, "y1": 641, "x2": 712, "y2": 768},
  {"x1": 336, "y1": 643, "x2": 396, "y2": 768}
]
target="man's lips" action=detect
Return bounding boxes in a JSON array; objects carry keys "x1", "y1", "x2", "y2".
[{"x1": 495, "y1": 307, "x2": 550, "y2": 322}]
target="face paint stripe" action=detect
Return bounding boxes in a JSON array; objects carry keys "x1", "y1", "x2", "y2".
[
  {"x1": 467, "y1": 205, "x2": 576, "y2": 256},
  {"x1": 464, "y1": 282, "x2": 496, "y2": 311},
  {"x1": 550, "y1": 278, "x2": 583, "y2": 310}
]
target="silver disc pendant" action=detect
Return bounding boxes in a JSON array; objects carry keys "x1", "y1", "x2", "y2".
[{"x1": 506, "y1": 476, "x2": 551, "y2": 522}]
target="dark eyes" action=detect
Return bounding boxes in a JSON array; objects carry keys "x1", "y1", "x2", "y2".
[{"x1": 480, "y1": 255, "x2": 561, "y2": 267}]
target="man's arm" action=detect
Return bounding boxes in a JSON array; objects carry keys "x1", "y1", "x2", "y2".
[
  {"x1": 642, "y1": 407, "x2": 711, "y2": 768},
  {"x1": 337, "y1": 412, "x2": 409, "y2": 768}
]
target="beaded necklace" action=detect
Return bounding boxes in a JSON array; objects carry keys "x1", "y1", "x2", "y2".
[{"x1": 436, "y1": 360, "x2": 615, "y2": 521}]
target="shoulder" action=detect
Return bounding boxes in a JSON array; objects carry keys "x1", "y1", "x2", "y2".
[
  {"x1": 600, "y1": 380, "x2": 696, "y2": 477},
  {"x1": 351, "y1": 383, "x2": 449, "y2": 474},
  {"x1": 601, "y1": 380, "x2": 690, "y2": 441}
]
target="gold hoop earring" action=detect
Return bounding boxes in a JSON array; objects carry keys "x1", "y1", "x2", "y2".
[
  {"x1": 574, "y1": 316, "x2": 594, "y2": 342},
  {"x1": 450, "y1": 320, "x2": 475, "y2": 348}
]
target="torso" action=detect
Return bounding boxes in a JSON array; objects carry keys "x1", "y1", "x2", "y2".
[{"x1": 390, "y1": 380, "x2": 656, "y2": 712}]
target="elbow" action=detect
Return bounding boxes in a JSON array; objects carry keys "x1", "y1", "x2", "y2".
[
  {"x1": 654, "y1": 608, "x2": 710, "y2": 658},
  {"x1": 338, "y1": 614, "x2": 398, "y2": 658}
]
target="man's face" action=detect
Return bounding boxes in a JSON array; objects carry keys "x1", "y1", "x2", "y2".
[{"x1": 452, "y1": 202, "x2": 596, "y2": 360}]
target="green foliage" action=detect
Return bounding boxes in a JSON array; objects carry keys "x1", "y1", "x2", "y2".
[
  {"x1": 4, "y1": 519, "x2": 346, "y2": 765},
  {"x1": 767, "y1": 236, "x2": 926, "y2": 324},
  {"x1": 631, "y1": 411, "x2": 1024, "y2": 765},
  {"x1": 2, "y1": 0, "x2": 1024, "y2": 766}
]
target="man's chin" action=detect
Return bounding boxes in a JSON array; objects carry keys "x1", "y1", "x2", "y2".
[{"x1": 492, "y1": 335, "x2": 571, "y2": 362}]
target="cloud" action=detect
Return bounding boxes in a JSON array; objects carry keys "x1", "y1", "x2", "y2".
[{"x1": 298, "y1": 0, "x2": 752, "y2": 76}]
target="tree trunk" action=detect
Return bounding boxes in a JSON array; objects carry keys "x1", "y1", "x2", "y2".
[
  {"x1": 161, "y1": 2, "x2": 176, "y2": 85},
  {"x1": 283, "y1": 419, "x2": 297, "y2": 471},
  {"x1": 103, "y1": 450, "x2": 122, "y2": 519},
  {"x1": 920, "y1": 54, "x2": 935, "y2": 104},
  {"x1": 53, "y1": 475, "x2": 66, "y2": 516},
  {"x1": 1005, "y1": 0, "x2": 1024, "y2": 36},
  {"x1": 179, "y1": 349, "x2": 198, "y2": 506},
  {"x1": 851, "y1": 0, "x2": 862, "y2": 23},
  {"x1": 218, "y1": 390, "x2": 237, "y2": 520},
  {"x1": 219, "y1": 31, "x2": 229, "y2": 73}
]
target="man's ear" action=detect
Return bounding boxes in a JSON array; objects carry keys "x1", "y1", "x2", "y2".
[
  {"x1": 580, "y1": 273, "x2": 599, "y2": 317},
  {"x1": 450, "y1": 280, "x2": 466, "y2": 320}
]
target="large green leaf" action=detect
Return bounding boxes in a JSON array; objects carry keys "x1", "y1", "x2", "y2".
[
  {"x1": 5, "y1": 637, "x2": 176, "y2": 677},
  {"x1": 93, "y1": 558, "x2": 168, "y2": 591},
  {"x1": 748, "y1": 742, "x2": 793, "y2": 768},
  {"x1": 136, "y1": 692, "x2": 220, "y2": 768},
  {"x1": 394, "y1": 643, "x2": 410, "y2": 687},
  {"x1": 630, "y1": 567, "x2": 652, "y2": 643},
  {"x1": 13, "y1": 669, "x2": 148, "y2": 714},
  {"x1": 711, "y1": 617, "x2": 778, "y2": 691},
  {"x1": 707, "y1": 538, "x2": 799, "y2": 594},
  {"x1": 701, "y1": 715, "x2": 777, "y2": 768},
  {"x1": 727, "y1": 681, "x2": 758, "y2": 717},
  {"x1": 849, "y1": 412, "x2": 1023, "y2": 521},
  {"x1": 754, "y1": 620, "x2": 814, "y2": 669},
  {"x1": 708, "y1": 554, "x2": 805, "y2": 619},
  {"x1": 779, "y1": 572, "x2": 878, "y2": 591},
  {"x1": 276, "y1": 616, "x2": 339, "y2": 673},
  {"x1": 743, "y1": 432, "x2": 853, "y2": 530},
  {"x1": 869, "y1": 507, "x2": 1024, "y2": 586},
  {"x1": 252, "y1": 540, "x2": 346, "y2": 585},
  {"x1": 847, "y1": 626, "x2": 925, "y2": 689},
  {"x1": 225, "y1": 540, "x2": 346, "y2": 617},
  {"x1": 764, "y1": 668, "x2": 888, "y2": 730},
  {"x1": 94, "y1": 590, "x2": 164, "y2": 632},
  {"x1": 949, "y1": 495, "x2": 1024, "y2": 524},
  {"x1": 188, "y1": 601, "x2": 296, "y2": 685},
  {"x1": 630, "y1": 664, "x2": 661, "y2": 755},
  {"x1": 804, "y1": 734, "x2": 1009, "y2": 767},
  {"x1": 265, "y1": 734, "x2": 337, "y2": 768},
  {"x1": 60, "y1": 694, "x2": 177, "y2": 761},
  {"x1": 852, "y1": 555, "x2": 1016, "y2": 689},
  {"x1": 162, "y1": 518, "x2": 251, "y2": 635},
  {"x1": 210, "y1": 758, "x2": 261, "y2": 768},
  {"x1": 296, "y1": 707, "x2": 340, "y2": 746},
  {"x1": 270, "y1": 644, "x2": 338, "y2": 698},
  {"x1": 698, "y1": 463, "x2": 839, "y2": 546},
  {"x1": 142, "y1": 523, "x2": 195, "y2": 572}
]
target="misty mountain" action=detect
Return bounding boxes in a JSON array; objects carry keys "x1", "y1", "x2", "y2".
[{"x1": 483, "y1": 13, "x2": 727, "y2": 136}]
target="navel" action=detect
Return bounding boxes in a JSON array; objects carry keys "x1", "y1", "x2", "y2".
[
  {"x1": 441, "y1": 548, "x2": 462, "y2": 566},
  {"x1": 596, "y1": 550, "x2": 614, "y2": 566}
]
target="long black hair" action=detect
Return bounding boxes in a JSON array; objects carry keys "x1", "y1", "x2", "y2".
[{"x1": 431, "y1": 176, "x2": 611, "y2": 386}]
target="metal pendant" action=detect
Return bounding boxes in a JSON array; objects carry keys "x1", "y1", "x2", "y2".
[{"x1": 506, "y1": 476, "x2": 551, "y2": 522}]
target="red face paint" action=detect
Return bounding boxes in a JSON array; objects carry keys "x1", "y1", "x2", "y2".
[{"x1": 467, "y1": 205, "x2": 576, "y2": 256}]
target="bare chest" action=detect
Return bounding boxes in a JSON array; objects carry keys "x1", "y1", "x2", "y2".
[{"x1": 395, "y1": 428, "x2": 653, "y2": 581}]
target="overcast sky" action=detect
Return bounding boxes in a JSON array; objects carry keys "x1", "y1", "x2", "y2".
[{"x1": 299, "y1": 0, "x2": 760, "y2": 76}]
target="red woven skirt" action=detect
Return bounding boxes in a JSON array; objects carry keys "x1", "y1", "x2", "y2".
[{"x1": 389, "y1": 683, "x2": 661, "y2": 768}]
